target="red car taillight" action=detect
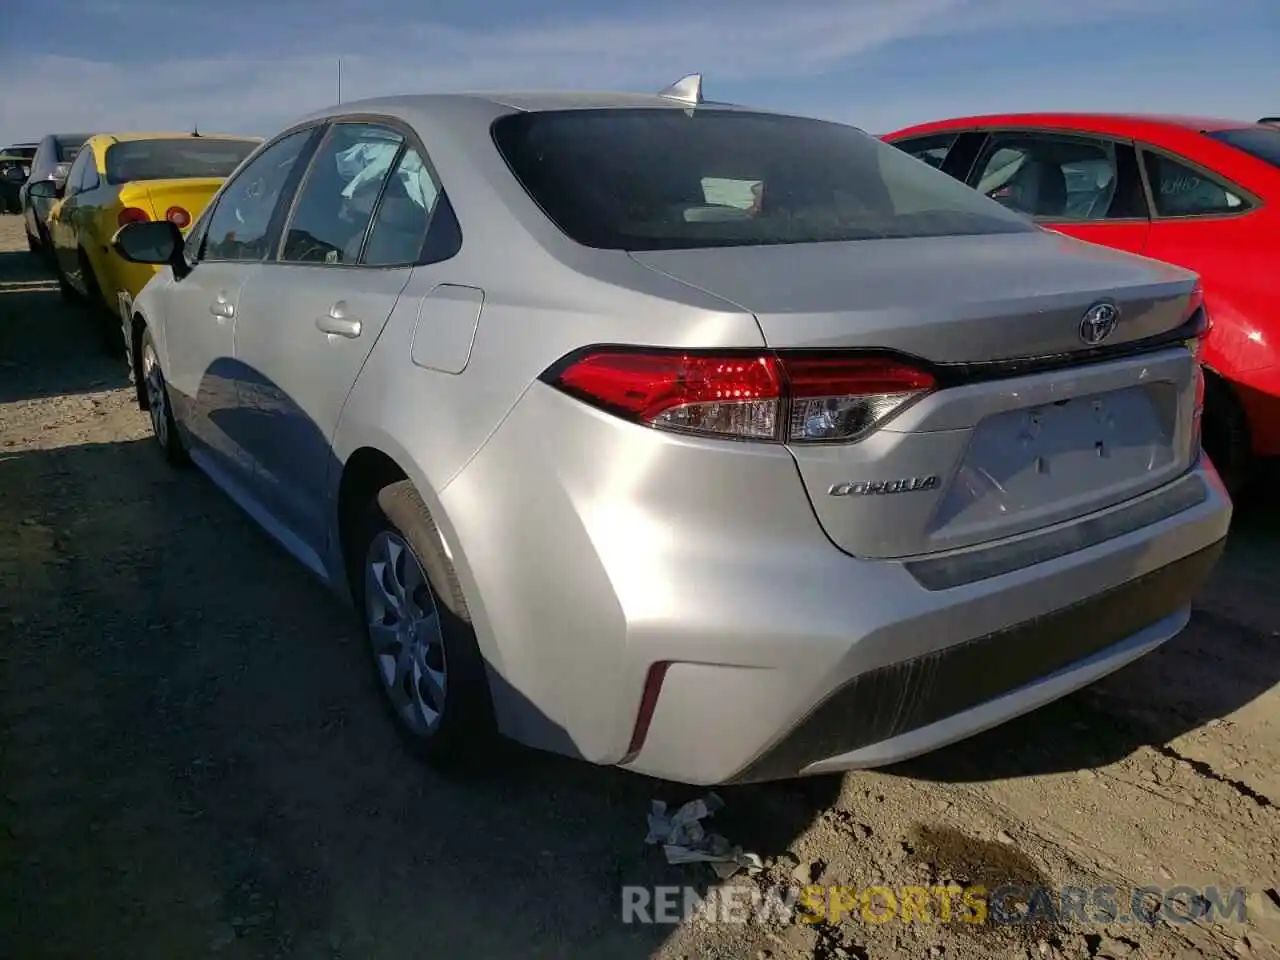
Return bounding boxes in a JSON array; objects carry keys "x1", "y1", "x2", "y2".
[
  {"x1": 545, "y1": 349, "x2": 936, "y2": 443},
  {"x1": 165, "y1": 206, "x2": 191, "y2": 228},
  {"x1": 118, "y1": 207, "x2": 150, "y2": 227}
]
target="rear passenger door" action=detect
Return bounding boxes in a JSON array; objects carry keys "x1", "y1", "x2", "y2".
[
  {"x1": 231, "y1": 121, "x2": 448, "y2": 559},
  {"x1": 965, "y1": 130, "x2": 1151, "y2": 254},
  {"x1": 1137, "y1": 146, "x2": 1258, "y2": 268}
]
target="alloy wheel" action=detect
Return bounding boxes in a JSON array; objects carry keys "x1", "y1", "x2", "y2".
[
  {"x1": 141, "y1": 342, "x2": 169, "y2": 449},
  {"x1": 364, "y1": 530, "x2": 448, "y2": 736}
]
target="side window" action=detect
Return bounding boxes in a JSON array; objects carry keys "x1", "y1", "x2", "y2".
[
  {"x1": 362, "y1": 146, "x2": 443, "y2": 266},
  {"x1": 81, "y1": 158, "x2": 100, "y2": 192},
  {"x1": 203, "y1": 128, "x2": 315, "y2": 263},
  {"x1": 1141, "y1": 151, "x2": 1249, "y2": 217},
  {"x1": 893, "y1": 134, "x2": 958, "y2": 171},
  {"x1": 971, "y1": 133, "x2": 1134, "y2": 221},
  {"x1": 63, "y1": 151, "x2": 91, "y2": 197},
  {"x1": 31, "y1": 142, "x2": 51, "y2": 180},
  {"x1": 280, "y1": 123, "x2": 404, "y2": 265}
]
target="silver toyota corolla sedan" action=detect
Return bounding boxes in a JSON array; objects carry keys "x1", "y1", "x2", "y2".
[{"x1": 111, "y1": 77, "x2": 1231, "y2": 785}]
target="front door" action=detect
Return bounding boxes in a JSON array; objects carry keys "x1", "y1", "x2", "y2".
[
  {"x1": 162, "y1": 126, "x2": 319, "y2": 486},
  {"x1": 48, "y1": 150, "x2": 93, "y2": 282},
  {"x1": 232, "y1": 122, "x2": 441, "y2": 555},
  {"x1": 966, "y1": 130, "x2": 1152, "y2": 255}
]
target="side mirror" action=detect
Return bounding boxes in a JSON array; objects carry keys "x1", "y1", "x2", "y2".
[
  {"x1": 27, "y1": 179, "x2": 61, "y2": 200},
  {"x1": 112, "y1": 220, "x2": 188, "y2": 277}
]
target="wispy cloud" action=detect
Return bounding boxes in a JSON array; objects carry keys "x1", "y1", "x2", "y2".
[{"x1": 0, "y1": 0, "x2": 1257, "y2": 143}]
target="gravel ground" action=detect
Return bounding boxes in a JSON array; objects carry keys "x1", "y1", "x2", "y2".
[{"x1": 1, "y1": 212, "x2": 1278, "y2": 960}]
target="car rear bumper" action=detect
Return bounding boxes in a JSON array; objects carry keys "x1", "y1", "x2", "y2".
[
  {"x1": 725, "y1": 538, "x2": 1220, "y2": 782},
  {"x1": 441, "y1": 385, "x2": 1232, "y2": 786}
]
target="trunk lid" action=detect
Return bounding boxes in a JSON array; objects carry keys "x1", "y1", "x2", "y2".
[
  {"x1": 631, "y1": 231, "x2": 1203, "y2": 559},
  {"x1": 118, "y1": 177, "x2": 225, "y2": 226}
]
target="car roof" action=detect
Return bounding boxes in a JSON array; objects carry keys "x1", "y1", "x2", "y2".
[
  {"x1": 889, "y1": 112, "x2": 1262, "y2": 137},
  {"x1": 89, "y1": 131, "x2": 261, "y2": 145},
  {"x1": 297, "y1": 90, "x2": 776, "y2": 125}
]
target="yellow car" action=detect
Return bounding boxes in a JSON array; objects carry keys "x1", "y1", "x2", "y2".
[{"x1": 37, "y1": 131, "x2": 261, "y2": 343}]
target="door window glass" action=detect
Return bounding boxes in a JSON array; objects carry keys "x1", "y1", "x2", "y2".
[
  {"x1": 361, "y1": 146, "x2": 442, "y2": 266},
  {"x1": 1142, "y1": 151, "x2": 1249, "y2": 217},
  {"x1": 972, "y1": 134, "x2": 1123, "y2": 220},
  {"x1": 64, "y1": 151, "x2": 91, "y2": 197},
  {"x1": 280, "y1": 124, "x2": 405, "y2": 265},
  {"x1": 203, "y1": 129, "x2": 314, "y2": 262},
  {"x1": 892, "y1": 134, "x2": 958, "y2": 170}
]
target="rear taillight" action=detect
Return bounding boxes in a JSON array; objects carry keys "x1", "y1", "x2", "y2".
[
  {"x1": 545, "y1": 349, "x2": 936, "y2": 443},
  {"x1": 165, "y1": 206, "x2": 191, "y2": 228},
  {"x1": 1186, "y1": 282, "x2": 1209, "y2": 456},
  {"x1": 118, "y1": 207, "x2": 150, "y2": 227}
]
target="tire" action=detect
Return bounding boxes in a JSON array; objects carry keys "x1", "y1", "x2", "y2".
[
  {"x1": 37, "y1": 224, "x2": 56, "y2": 265},
  {"x1": 78, "y1": 249, "x2": 124, "y2": 356},
  {"x1": 139, "y1": 327, "x2": 188, "y2": 466},
  {"x1": 351, "y1": 479, "x2": 496, "y2": 772},
  {"x1": 54, "y1": 252, "x2": 79, "y2": 300},
  {"x1": 1201, "y1": 372, "x2": 1252, "y2": 499}
]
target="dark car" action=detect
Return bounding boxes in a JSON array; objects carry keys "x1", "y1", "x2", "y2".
[
  {"x1": 20, "y1": 132, "x2": 92, "y2": 254},
  {"x1": 0, "y1": 143, "x2": 37, "y2": 214}
]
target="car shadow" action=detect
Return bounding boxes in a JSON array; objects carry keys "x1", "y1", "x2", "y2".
[
  {"x1": 0, "y1": 427, "x2": 840, "y2": 960},
  {"x1": 892, "y1": 492, "x2": 1280, "y2": 784},
  {"x1": 0, "y1": 244, "x2": 131, "y2": 403}
]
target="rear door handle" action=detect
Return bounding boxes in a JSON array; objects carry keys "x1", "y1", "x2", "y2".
[{"x1": 316, "y1": 301, "x2": 361, "y2": 339}]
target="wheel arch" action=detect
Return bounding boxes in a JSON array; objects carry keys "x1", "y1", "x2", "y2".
[{"x1": 335, "y1": 446, "x2": 473, "y2": 622}]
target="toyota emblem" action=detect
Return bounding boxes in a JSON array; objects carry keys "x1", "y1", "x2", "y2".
[{"x1": 1079, "y1": 301, "x2": 1119, "y2": 345}]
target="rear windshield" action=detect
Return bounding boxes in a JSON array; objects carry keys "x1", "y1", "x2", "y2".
[
  {"x1": 491, "y1": 109, "x2": 1036, "y2": 250},
  {"x1": 56, "y1": 135, "x2": 90, "y2": 161},
  {"x1": 3, "y1": 146, "x2": 37, "y2": 160},
  {"x1": 104, "y1": 138, "x2": 258, "y2": 185},
  {"x1": 1206, "y1": 127, "x2": 1280, "y2": 169}
]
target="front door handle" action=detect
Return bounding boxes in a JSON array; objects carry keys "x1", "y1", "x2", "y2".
[
  {"x1": 208, "y1": 294, "x2": 234, "y2": 319},
  {"x1": 316, "y1": 301, "x2": 361, "y2": 339}
]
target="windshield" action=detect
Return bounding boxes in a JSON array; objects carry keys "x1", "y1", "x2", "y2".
[
  {"x1": 1206, "y1": 127, "x2": 1280, "y2": 170},
  {"x1": 3, "y1": 146, "x2": 37, "y2": 160},
  {"x1": 492, "y1": 109, "x2": 1037, "y2": 251},
  {"x1": 104, "y1": 138, "x2": 259, "y2": 185}
]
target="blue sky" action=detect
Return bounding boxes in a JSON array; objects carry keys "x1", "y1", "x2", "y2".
[{"x1": 1, "y1": 0, "x2": 1276, "y2": 144}]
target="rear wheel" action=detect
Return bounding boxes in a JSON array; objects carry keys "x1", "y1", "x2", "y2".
[
  {"x1": 54, "y1": 252, "x2": 78, "y2": 300},
  {"x1": 78, "y1": 249, "x2": 123, "y2": 356},
  {"x1": 1202, "y1": 372, "x2": 1252, "y2": 498},
  {"x1": 352, "y1": 480, "x2": 496, "y2": 772},
  {"x1": 36, "y1": 224, "x2": 56, "y2": 265},
  {"x1": 139, "y1": 328, "x2": 188, "y2": 466}
]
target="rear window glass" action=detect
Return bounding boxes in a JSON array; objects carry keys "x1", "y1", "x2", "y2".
[
  {"x1": 104, "y1": 138, "x2": 259, "y2": 185},
  {"x1": 1206, "y1": 127, "x2": 1280, "y2": 169},
  {"x1": 492, "y1": 109, "x2": 1036, "y2": 250},
  {"x1": 4, "y1": 146, "x2": 37, "y2": 160},
  {"x1": 55, "y1": 135, "x2": 89, "y2": 161}
]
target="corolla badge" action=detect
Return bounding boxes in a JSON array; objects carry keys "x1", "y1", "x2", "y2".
[
  {"x1": 1079, "y1": 301, "x2": 1120, "y2": 346},
  {"x1": 828, "y1": 476, "x2": 940, "y2": 497}
]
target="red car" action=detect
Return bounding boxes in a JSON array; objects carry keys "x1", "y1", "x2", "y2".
[{"x1": 884, "y1": 113, "x2": 1280, "y2": 494}]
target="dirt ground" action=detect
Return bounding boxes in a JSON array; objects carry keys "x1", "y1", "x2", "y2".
[{"x1": 1, "y1": 212, "x2": 1278, "y2": 960}]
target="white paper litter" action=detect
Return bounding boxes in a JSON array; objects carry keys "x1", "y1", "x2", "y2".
[{"x1": 644, "y1": 793, "x2": 765, "y2": 880}]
